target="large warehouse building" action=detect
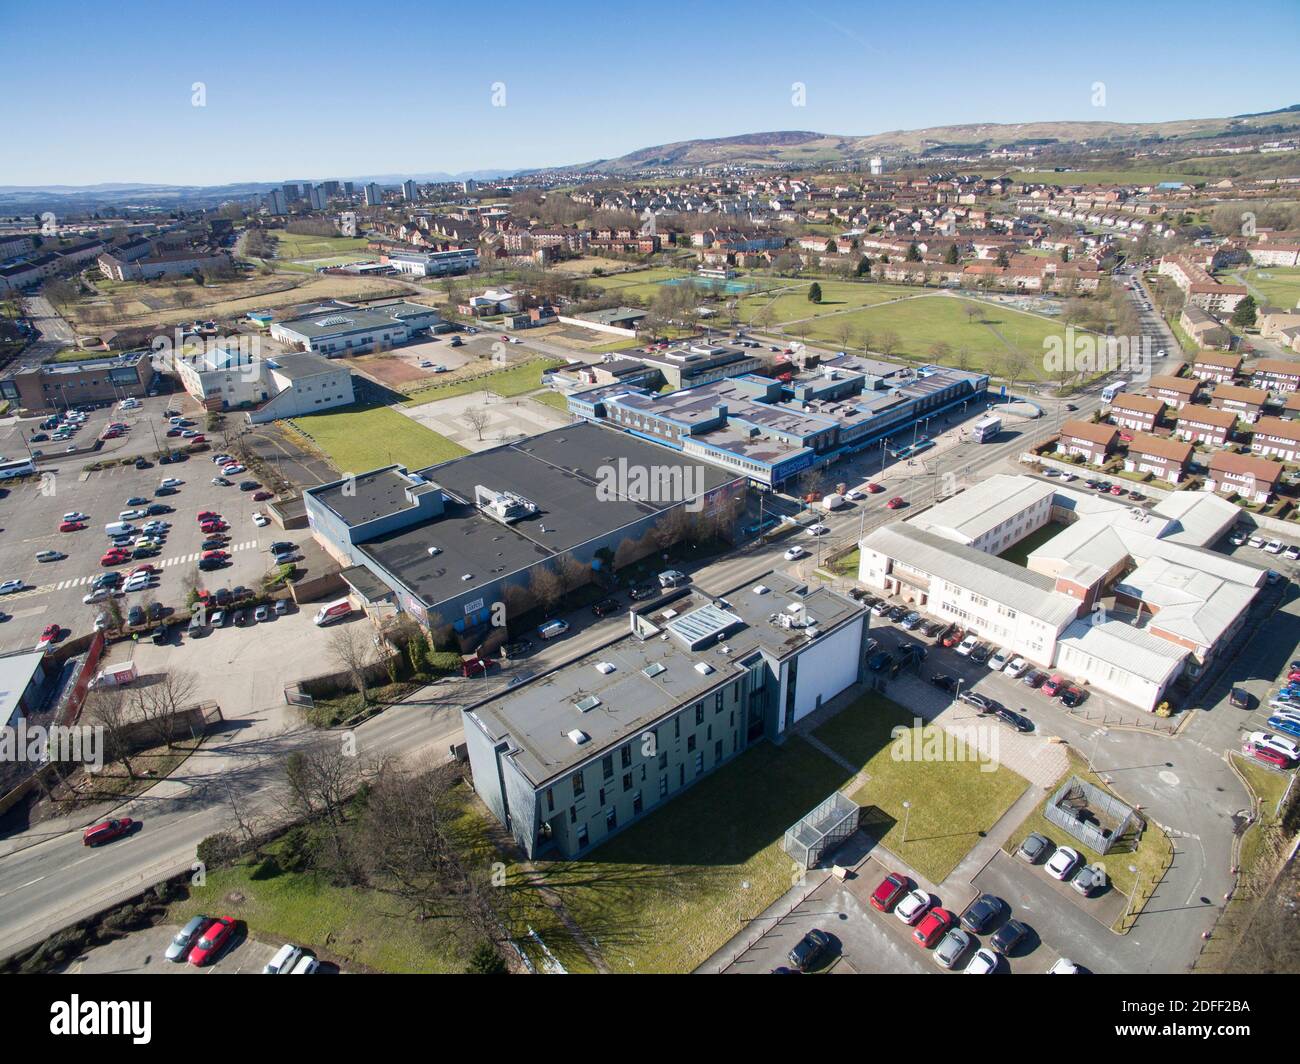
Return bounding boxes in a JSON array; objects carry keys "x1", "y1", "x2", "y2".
[
  {"x1": 463, "y1": 572, "x2": 870, "y2": 859},
  {"x1": 304, "y1": 422, "x2": 747, "y2": 633}
]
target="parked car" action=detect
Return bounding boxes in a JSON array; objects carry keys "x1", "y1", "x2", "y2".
[
  {"x1": 969, "y1": 643, "x2": 992, "y2": 665},
  {"x1": 894, "y1": 889, "x2": 935, "y2": 925},
  {"x1": 992, "y1": 706, "x2": 1034, "y2": 733},
  {"x1": 1045, "y1": 846, "x2": 1081, "y2": 881},
  {"x1": 787, "y1": 928, "x2": 832, "y2": 971},
  {"x1": 166, "y1": 916, "x2": 213, "y2": 963},
  {"x1": 933, "y1": 928, "x2": 972, "y2": 970},
  {"x1": 886, "y1": 496, "x2": 905, "y2": 510},
  {"x1": 988, "y1": 647, "x2": 1011, "y2": 671},
  {"x1": 187, "y1": 916, "x2": 237, "y2": 966},
  {"x1": 991, "y1": 918, "x2": 1029, "y2": 954},
  {"x1": 1072, "y1": 865, "x2": 1106, "y2": 897},
  {"x1": 1041, "y1": 674, "x2": 1066, "y2": 697},
  {"x1": 1004, "y1": 656, "x2": 1029, "y2": 679},
  {"x1": 965, "y1": 947, "x2": 1000, "y2": 975},
  {"x1": 959, "y1": 893, "x2": 1003, "y2": 934},
  {"x1": 942, "y1": 627, "x2": 964, "y2": 649},
  {"x1": 1058, "y1": 685, "x2": 1087, "y2": 708},
  {"x1": 1021, "y1": 669, "x2": 1046, "y2": 689},
  {"x1": 955, "y1": 634, "x2": 978, "y2": 656},
  {"x1": 870, "y1": 872, "x2": 911, "y2": 913},
  {"x1": 929, "y1": 673, "x2": 959, "y2": 693},
  {"x1": 1248, "y1": 731, "x2": 1300, "y2": 761},
  {"x1": 912, "y1": 907, "x2": 955, "y2": 948},
  {"x1": 1016, "y1": 832, "x2": 1051, "y2": 864}
]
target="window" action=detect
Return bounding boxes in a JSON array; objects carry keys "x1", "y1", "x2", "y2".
[
  {"x1": 606, "y1": 808, "x2": 617, "y2": 832},
  {"x1": 714, "y1": 739, "x2": 723, "y2": 763},
  {"x1": 602, "y1": 754, "x2": 613, "y2": 780},
  {"x1": 598, "y1": 787, "x2": 606, "y2": 806},
  {"x1": 545, "y1": 787, "x2": 554, "y2": 813},
  {"x1": 687, "y1": 735, "x2": 696, "y2": 753},
  {"x1": 679, "y1": 764, "x2": 685, "y2": 787},
  {"x1": 576, "y1": 825, "x2": 589, "y2": 849},
  {"x1": 674, "y1": 716, "x2": 681, "y2": 739},
  {"x1": 695, "y1": 703, "x2": 704, "y2": 725},
  {"x1": 622, "y1": 772, "x2": 632, "y2": 793},
  {"x1": 620, "y1": 744, "x2": 632, "y2": 769},
  {"x1": 658, "y1": 751, "x2": 667, "y2": 771},
  {"x1": 572, "y1": 770, "x2": 585, "y2": 799},
  {"x1": 694, "y1": 751, "x2": 704, "y2": 777},
  {"x1": 632, "y1": 793, "x2": 643, "y2": 816},
  {"x1": 569, "y1": 806, "x2": 577, "y2": 824},
  {"x1": 659, "y1": 775, "x2": 668, "y2": 798}
]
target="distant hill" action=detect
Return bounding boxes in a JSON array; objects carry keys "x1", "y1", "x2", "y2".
[{"x1": 548, "y1": 106, "x2": 1300, "y2": 174}]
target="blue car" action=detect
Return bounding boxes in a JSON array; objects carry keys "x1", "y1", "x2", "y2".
[{"x1": 1266, "y1": 716, "x2": 1300, "y2": 741}]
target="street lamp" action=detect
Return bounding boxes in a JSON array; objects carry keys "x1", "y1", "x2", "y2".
[
  {"x1": 1126, "y1": 862, "x2": 1140, "y2": 927},
  {"x1": 901, "y1": 800, "x2": 912, "y2": 844}
]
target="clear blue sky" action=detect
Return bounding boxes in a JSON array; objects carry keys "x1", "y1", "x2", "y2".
[{"x1": 4, "y1": 0, "x2": 1298, "y2": 187}]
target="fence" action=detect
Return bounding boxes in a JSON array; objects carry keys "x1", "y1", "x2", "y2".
[
  {"x1": 1042, "y1": 775, "x2": 1139, "y2": 854},
  {"x1": 783, "y1": 791, "x2": 860, "y2": 869}
]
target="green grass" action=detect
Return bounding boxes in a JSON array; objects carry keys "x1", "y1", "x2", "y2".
[
  {"x1": 1242, "y1": 266, "x2": 1300, "y2": 310},
  {"x1": 51, "y1": 348, "x2": 110, "y2": 362},
  {"x1": 273, "y1": 231, "x2": 370, "y2": 260},
  {"x1": 532, "y1": 390, "x2": 574, "y2": 413},
  {"x1": 798, "y1": 294, "x2": 1074, "y2": 375},
  {"x1": 736, "y1": 280, "x2": 918, "y2": 327},
  {"x1": 827, "y1": 547, "x2": 860, "y2": 576},
  {"x1": 996, "y1": 521, "x2": 1066, "y2": 567},
  {"x1": 813, "y1": 693, "x2": 1028, "y2": 882},
  {"x1": 1002, "y1": 753, "x2": 1174, "y2": 930},
  {"x1": 401, "y1": 358, "x2": 563, "y2": 405},
  {"x1": 1231, "y1": 753, "x2": 1292, "y2": 875},
  {"x1": 289, "y1": 403, "x2": 468, "y2": 473},
  {"x1": 531, "y1": 736, "x2": 853, "y2": 973}
]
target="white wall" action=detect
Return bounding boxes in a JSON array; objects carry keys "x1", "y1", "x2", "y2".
[{"x1": 789, "y1": 617, "x2": 864, "y2": 726}]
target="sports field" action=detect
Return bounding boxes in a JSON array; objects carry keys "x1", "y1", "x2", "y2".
[{"x1": 289, "y1": 403, "x2": 468, "y2": 474}]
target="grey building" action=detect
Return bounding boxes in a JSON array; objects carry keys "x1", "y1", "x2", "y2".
[
  {"x1": 269, "y1": 300, "x2": 442, "y2": 355},
  {"x1": 303, "y1": 421, "x2": 747, "y2": 633},
  {"x1": 464, "y1": 573, "x2": 870, "y2": 859}
]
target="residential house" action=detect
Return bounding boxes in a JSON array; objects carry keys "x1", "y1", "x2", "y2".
[
  {"x1": 1123, "y1": 433, "x2": 1192, "y2": 484},
  {"x1": 1207, "y1": 451, "x2": 1283, "y2": 504},
  {"x1": 1250, "y1": 416, "x2": 1300, "y2": 462},
  {"x1": 1250, "y1": 358, "x2": 1300, "y2": 394},
  {"x1": 1175, "y1": 405, "x2": 1236, "y2": 447},
  {"x1": 1209, "y1": 382, "x2": 1268, "y2": 424},
  {"x1": 1107, "y1": 392, "x2": 1165, "y2": 434},
  {"x1": 1056, "y1": 419, "x2": 1118, "y2": 464},
  {"x1": 1146, "y1": 374, "x2": 1201, "y2": 409},
  {"x1": 1189, "y1": 349, "x2": 1240, "y2": 382}
]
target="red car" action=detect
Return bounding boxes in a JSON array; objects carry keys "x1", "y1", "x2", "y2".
[
  {"x1": 1243, "y1": 742, "x2": 1295, "y2": 769},
  {"x1": 202, "y1": 550, "x2": 229, "y2": 560},
  {"x1": 127, "y1": 564, "x2": 158, "y2": 577},
  {"x1": 187, "y1": 916, "x2": 237, "y2": 966},
  {"x1": 100, "y1": 550, "x2": 130, "y2": 566},
  {"x1": 942, "y1": 626, "x2": 965, "y2": 648},
  {"x1": 197, "y1": 510, "x2": 219, "y2": 522},
  {"x1": 166, "y1": 428, "x2": 182, "y2": 437},
  {"x1": 1109, "y1": 485, "x2": 1124, "y2": 495},
  {"x1": 886, "y1": 497, "x2": 905, "y2": 510},
  {"x1": 83, "y1": 817, "x2": 134, "y2": 846},
  {"x1": 912, "y1": 906, "x2": 955, "y2": 948},
  {"x1": 201, "y1": 521, "x2": 228, "y2": 534},
  {"x1": 59, "y1": 521, "x2": 84, "y2": 532},
  {"x1": 870, "y1": 872, "x2": 911, "y2": 912},
  {"x1": 252, "y1": 490, "x2": 273, "y2": 501},
  {"x1": 866, "y1": 482, "x2": 884, "y2": 494},
  {"x1": 1042, "y1": 674, "x2": 1065, "y2": 697},
  {"x1": 1287, "y1": 671, "x2": 1300, "y2": 684},
  {"x1": 40, "y1": 623, "x2": 61, "y2": 643}
]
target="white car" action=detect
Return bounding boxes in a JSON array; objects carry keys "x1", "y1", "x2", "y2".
[
  {"x1": 62, "y1": 511, "x2": 89, "y2": 523},
  {"x1": 1285, "y1": 546, "x2": 1300, "y2": 562},
  {"x1": 1248, "y1": 731, "x2": 1300, "y2": 760},
  {"x1": 1264, "y1": 540, "x2": 1284, "y2": 555},
  {"x1": 142, "y1": 521, "x2": 169, "y2": 532},
  {"x1": 1228, "y1": 531, "x2": 1247, "y2": 546},
  {"x1": 1048, "y1": 958, "x2": 1080, "y2": 974},
  {"x1": 212, "y1": 454, "x2": 233, "y2": 464},
  {"x1": 222, "y1": 464, "x2": 245, "y2": 476},
  {"x1": 0, "y1": 580, "x2": 25, "y2": 595},
  {"x1": 893, "y1": 889, "x2": 934, "y2": 926},
  {"x1": 253, "y1": 512, "x2": 269, "y2": 527},
  {"x1": 123, "y1": 577, "x2": 152, "y2": 594},
  {"x1": 783, "y1": 546, "x2": 805, "y2": 560},
  {"x1": 964, "y1": 947, "x2": 999, "y2": 975},
  {"x1": 35, "y1": 550, "x2": 66, "y2": 562},
  {"x1": 988, "y1": 647, "x2": 1011, "y2": 671},
  {"x1": 83, "y1": 589, "x2": 111, "y2": 604},
  {"x1": 955, "y1": 634, "x2": 979, "y2": 656},
  {"x1": 846, "y1": 489, "x2": 865, "y2": 501},
  {"x1": 1045, "y1": 846, "x2": 1081, "y2": 881},
  {"x1": 806, "y1": 524, "x2": 829, "y2": 537},
  {"x1": 508, "y1": 337, "x2": 522, "y2": 345},
  {"x1": 1004, "y1": 656, "x2": 1029, "y2": 678},
  {"x1": 159, "y1": 477, "x2": 183, "y2": 488},
  {"x1": 1248, "y1": 536, "x2": 1266, "y2": 549}
]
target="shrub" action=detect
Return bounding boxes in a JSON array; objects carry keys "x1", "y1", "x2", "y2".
[
  {"x1": 466, "y1": 942, "x2": 508, "y2": 974},
  {"x1": 428, "y1": 650, "x2": 462, "y2": 674},
  {"x1": 196, "y1": 832, "x2": 241, "y2": 869}
]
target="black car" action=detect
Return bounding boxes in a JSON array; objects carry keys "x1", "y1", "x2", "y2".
[
  {"x1": 202, "y1": 538, "x2": 226, "y2": 551},
  {"x1": 1229, "y1": 687, "x2": 1252, "y2": 710},
  {"x1": 232, "y1": 609, "x2": 247, "y2": 626},
  {"x1": 924, "y1": 621, "x2": 948, "y2": 640},
  {"x1": 991, "y1": 918, "x2": 1029, "y2": 955},
  {"x1": 1022, "y1": 669, "x2": 1046, "y2": 689},
  {"x1": 591, "y1": 597, "x2": 621, "y2": 617},
  {"x1": 127, "y1": 606, "x2": 145, "y2": 626},
  {"x1": 846, "y1": 587, "x2": 867, "y2": 601},
  {"x1": 887, "y1": 605, "x2": 907, "y2": 623},
  {"x1": 147, "y1": 601, "x2": 165, "y2": 621},
  {"x1": 94, "y1": 572, "x2": 122, "y2": 588},
  {"x1": 993, "y1": 706, "x2": 1034, "y2": 733},
  {"x1": 1058, "y1": 685, "x2": 1087, "y2": 709},
  {"x1": 30, "y1": 433, "x2": 48, "y2": 442},
  {"x1": 146, "y1": 503, "x2": 172, "y2": 515},
  {"x1": 214, "y1": 588, "x2": 232, "y2": 606},
  {"x1": 867, "y1": 651, "x2": 892, "y2": 672},
  {"x1": 960, "y1": 893, "x2": 1004, "y2": 934},
  {"x1": 151, "y1": 626, "x2": 171, "y2": 645},
  {"x1": 135, "y1": 458, "x2": 152, "y2": 469},
  {"x1": 930, "y1": 673, "x2": 959, "y2": 693},
  {"x1": 239, "y1": 480, "x2": 260, "y2": 491},
  {"x1": 787, "y1": 928, "x2": 832, "y2": 972},
  {"x1": 126, "y1": 496, "x2": 149, "y2": 506},
  {"x1": 502, "y1": 640, "x2": 534, "y2": 658},
  {"x1": 269, "y1": 541, "x2": 293, "y2": 555},
  {"x1": 627, "y1": 585, "x2": 657, "y2": 601},
  {"x1": 969, "y1": 643, "x2": 992, "y2": 665},
  {"x1": 198, "y1": 557, "x2": 223, "y2": 571},
  {"x1": 155, "y1": 486, "x2": 177, "y2": 496}
]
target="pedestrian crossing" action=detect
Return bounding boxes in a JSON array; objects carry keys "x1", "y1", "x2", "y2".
[{"x1": 12, "y1": 540, "x2": 260, "y2": 600}]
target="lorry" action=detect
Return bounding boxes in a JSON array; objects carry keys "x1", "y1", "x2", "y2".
[
  {"x1": 822, "y1": 492, "x2": 846, "y2": 511},
  {"x1": 313, "y1": 598, "x2": 353, "y2": 627},
  {"x1": 971, "y1": 415, "x2": 1001, "y2": 443}
]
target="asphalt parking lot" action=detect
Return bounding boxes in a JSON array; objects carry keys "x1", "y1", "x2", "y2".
[
  {"x1": 0, "y1": 436, "x2": 317, "y2": 652},
  {"x1": 60, "y1": 920, "x2": 337, "y2": 975}
]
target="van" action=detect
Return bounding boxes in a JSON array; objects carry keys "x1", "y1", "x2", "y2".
[
  {"x1": 538, "y1": 619, "x2": 570, "y2": 640},
  {"x1": 104, "y1": 521, "x2": 134, "y2": 537},
  {"x1": 658, "y1": 570, "x2": 688, "y2": 589}
]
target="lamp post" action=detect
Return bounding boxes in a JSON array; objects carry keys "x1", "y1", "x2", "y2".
[
  {"x1": 1126, "y1": 862, "x2": 1140, "y2": 928},
  {"x1": 901, "y1": 800, "x2": 912, "y2": 844}
]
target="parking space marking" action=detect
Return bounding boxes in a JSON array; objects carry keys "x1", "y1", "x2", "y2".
[{"x1": 8, "y1": 542, "x2": 262, "y2": 601}]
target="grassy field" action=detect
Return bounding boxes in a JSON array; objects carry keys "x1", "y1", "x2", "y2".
[
  {"x1": 996, "y1": 521, "x2": 1066, "y2": 567},
  {"x1": 402, "y1": 357, "x2": 563, "y2": 406},
  {"x1": 736, "y1": 280, "x2": 918, "y2": 326},
  {"x1": 797, "y1": 293, "x2": 1071, "y2": 374},
  {"x1": 1002, "y1": 753, "x2": 1174, "y2": 931},
  {"x1": 813, "y1": 693, "x2": 1028, "y2": 883},
  {"x1": 530, "y1": 736, "x2": 852, "y2": 973},
  {"x1": 585, "y1": 265, "x2": 696, "y2": 303},
  {"x1": 51, "y1": 348, "x2": 110, "y2": 362},
  {"x1": 272, "y1": 231, "x2": 371, "y2": 259},
  {"x1": 1231, "y1": 753, "x2": 1293, "y2": 875},
  {"x1": 531, "y1": 390, "x2": 574, "y2": 413},
  {"x1": 289, "y1": 403, "x2": 468, "y2": 473},
  {"x1": 1243, "y1": 266, "x2": 1300, "y2": 310}
]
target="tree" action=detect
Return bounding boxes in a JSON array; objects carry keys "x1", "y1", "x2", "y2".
[
  {"x1": 877, "y1": 330, "x2": 901, "y2": 358},
  {"x1": 855, "y1": 255, "x2": 871, "y2": 277},
  {"x1": 834, "y1": 318, "x2": 855, "y2": 352},
  {"x1": 906, "y1": 242, "x2": 921, "y2": 262},
  {"x1": 527, "y1": 564, "x2": 564, "y2": 617},
  {"x1": 130, "y1": 669, "x2": 198, "y2": 750},
  {"x1": 467, "y1": 942, "x2": 509, "y2": 974},
  {"x1": 945, "y1": 244, "x2": 960, "y2": 265},
  {"x1": 807, "y1": 282, "x2": 822, "y2": 304},
  {"x1": 1232, "y1": 296, "x2": 1257, "y2": 329},
  {"x1": 998, "y1": 348, "x2": 1031, "y2": 392},
  {"x1": 326, "y1": 624, "x2": 377, "y2": 706},
  {"x1": 964, "y1": 303, "x2": 982, "y2": 325},
  {"x1": 995, "y1": 249, "x2": 1010, "y2": 268},
  {"x1": 463, "y1": 407, "x2": 490, "y2": 442},
  {"x1": 929, "y1": 342, "x2": 952, "y2": 365},
  {"x1": 83, "y1": 688, "x2": 137, "y2": 779}
]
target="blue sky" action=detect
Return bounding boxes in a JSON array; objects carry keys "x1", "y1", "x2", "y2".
[{"x1": 3, "y1": 0, "x2": 1298, "y2": 186}]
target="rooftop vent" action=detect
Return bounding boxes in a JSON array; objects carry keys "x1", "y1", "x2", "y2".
[
  {"x1": 694, "y1": 662, "x2": 715, "y2": 675},
  {"x1": 642, "y1": 662, "x2": 667, "y2": 678},
  {"x1": 594, "y1": 662, "x2": 616, "y2": 675},
  {"x1": 567, "y1": 729, "x2": 590, "y2": 745},
  {"x1": 574, "y1": 695, "x2": 602, "y2": 713},
  {"x1": 752, "y1": 584, "x2": 770, "y2": 595}
]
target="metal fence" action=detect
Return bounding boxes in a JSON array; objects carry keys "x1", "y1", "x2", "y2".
[
  {"x1": 1043, "y1": 775, "x2": 1138, "y2": 854},
  {"x1": 783, "y1": 791, "x2": 860, "y2": 869}
]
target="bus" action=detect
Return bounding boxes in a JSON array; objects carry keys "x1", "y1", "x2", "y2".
[
  {"x1": 1101, "y1": 381, "x2": 1126, "y2": 403},
  {"x1": 971, "y1": 415, "x2": 1001, "y2": 443}
]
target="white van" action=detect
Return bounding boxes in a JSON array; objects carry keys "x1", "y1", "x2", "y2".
[
  {"x1": 104, "y1": 521, "x2": 134, "y2": 537},
  {"x1": 538, "y1": 619, "x2": 570, "y2": 640}
]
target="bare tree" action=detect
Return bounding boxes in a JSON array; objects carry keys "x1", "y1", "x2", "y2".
[
  {"x1": 83, "y1": 688, "x2": 137, "y2": 779},
  {"x1": 877, "y1": 330, "x2": 902, "y2": 358},
  {"x1": 527, "y1": 564, "x2": 564, "y2": 617},
  {"x1": 463, "y1": 407, "x2": 490, "y2": 442},
  {"x1": 326, "y1": 624, "x2": 377, "y2": 706},
  {"x1": 554, "y1": 554, "x2": 590, "y2": 597},
  {"x1": 130, "y1": 669, "x2": 198, "y2": 750}
]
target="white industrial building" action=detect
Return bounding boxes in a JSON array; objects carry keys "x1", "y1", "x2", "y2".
[
  {"x1": 269, "y1": 300, "x2": 442, "y2": 355},
  {"x1": 859, "y1": 474, "x2": 1265, "y2": 710},
  {"x1": 175, "y1": 345, "x2": 354, "y2": 422}
]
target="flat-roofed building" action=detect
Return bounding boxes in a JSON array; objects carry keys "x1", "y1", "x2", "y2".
[
  {"x1": 463, "y1": 572, "x2": 869, "y2": 858},
  {"x1": 270, "y1": 300, "x2": 442, "y2": 355}
]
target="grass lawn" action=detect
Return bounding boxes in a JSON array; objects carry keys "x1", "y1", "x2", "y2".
[
  {"x1": 584, "y1": 265, "x2": 693, "y2": 302},
  {"x1": 1243, "y1": 266, "x2": 1300, "y2": 310},
  {"x1": 813, "y1": 692, "x2": 1028, "y2": 882},
  {"x1": 401, "y1": 357, "x2": 563, "y2": 405},
  {"x1": 966, "y1": 169, "x2": 1202, "y2": 186},
  {"x1": 1231, "y1": 753, "x2": 1292, "y2": 875},
  {"x1": 1002, "y1": 752, "x2": 1174, "y2": 930},
  {"x1": 827, "y1": 547, "x2": 860, "y2": 576},
  {"x1": 289, "y1": 403, "x2": 468, "y2": 473},
  {"x1": 736, "y1": 280, "x2": 917, "y2": 327},
  {"x1": 530, "y1": 736, "x2": 853, "y2": 973},
  {"x1": 996, "y1": 521, "x2": 1066, "y2": 567},
  {"x1": 273, "y1": 231, "x2": 370, "y2": 260},
  {"x1": 51, "y1": 348, "x2": 110, "y2": 362},
  {"x1": 531, "y1": 390, "x2": 574, "y2": 413},
  {"x1": 798, "y1": 294, "x2": 1072, "y2": 375}
]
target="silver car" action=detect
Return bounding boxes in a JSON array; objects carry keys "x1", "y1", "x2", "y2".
[
  {"x1": 934, "y1": 927, "x2": 972, "y2": 969},
  {"x1": 165, "y1": 915, "x2": 211, "y2": 962}
]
